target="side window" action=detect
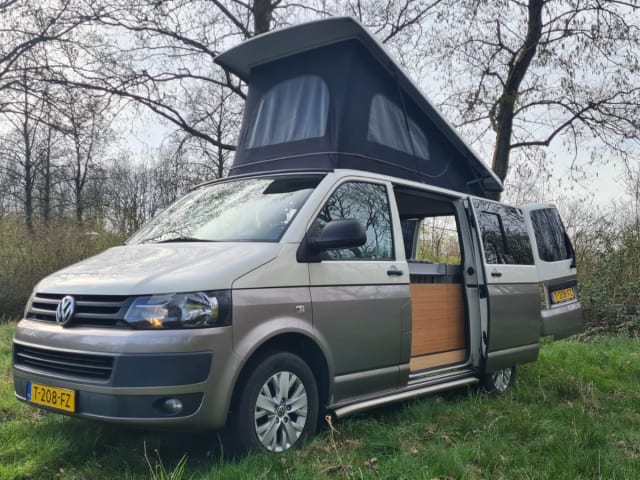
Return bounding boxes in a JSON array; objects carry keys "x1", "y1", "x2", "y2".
[
  {"x1": 246, "y1": 75, "x2": 329, "y2": 148},
  {"x1": 476, "y1": 210, "x2": 506, "y2": 264},
  {"x1": 474, "y1": 200, "x2": 534, "y2": 265},
  {"x1": 415, "y1": 216, "x2": 461, "y2": 264},
  {"x1": 315, "y1": 182, "x2": 393, "y2": 260},
  {"x1": 530, "y1": 208, "x2": 572, "y2": 262}
]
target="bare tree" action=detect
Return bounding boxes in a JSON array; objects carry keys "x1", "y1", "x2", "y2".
[
  {"x1": 427, "y1": 0, "x2": 640, "y2": 199},
  {"x1": 166, "y1": 78, "x2": 242, "y2": 180},
  {"x1": 105, "y1": 156, "x2": 147, "y2": 234},
  {"x1": 0, "y1": 0, "x2": 98, "y2": 97},
  {"x1": 0, "y1": 0, "x2": 110, "y2": 228},
  {"x1": 106, "y1": 154, "x2": 185, "y2": 234},
  {"x1": 0, "y1": 64, "x2": 49, "y2": 231},
  {"x1": 54, "y1": 87, "x2": 115, "y2": 224}
]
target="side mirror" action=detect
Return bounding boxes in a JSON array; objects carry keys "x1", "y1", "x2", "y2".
[
  {"x1": 297, "y1": 219, "x2": 366, "y2": 262},
  {"x1": 310, "y1": 219, "x2": 367, "y2": 251}
]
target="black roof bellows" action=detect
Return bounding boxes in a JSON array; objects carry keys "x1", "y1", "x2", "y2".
[{"x1": 215, "y1": 17, "x2": 502, "y2": 197}]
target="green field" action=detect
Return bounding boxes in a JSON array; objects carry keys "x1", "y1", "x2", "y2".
[{"x1": 1, "y1": 322, "x2": 639, "y2": 479}]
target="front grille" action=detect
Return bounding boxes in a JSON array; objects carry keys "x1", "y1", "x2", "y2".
[
  {"x1": 27, "y1": 293, "x2": 133, "y2": 328},
  {"x1": 14, "y1": 344, "x2": 114, "y2": 381}
]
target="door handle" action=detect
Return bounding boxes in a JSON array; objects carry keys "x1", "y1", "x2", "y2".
[
  {"x1": 491, "y1": 271, "x2": 503, "y2": 278},
  {"x1": 387, "y1": 269, "x2": 404, "y2": 276}
]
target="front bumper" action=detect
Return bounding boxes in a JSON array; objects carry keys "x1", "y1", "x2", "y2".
[
  {"x1": 12, "y1": 319, "x2": 239, "y2": 429},
  {"x1": 14, "y1": 377, "x2": 205, "y2": 420}
]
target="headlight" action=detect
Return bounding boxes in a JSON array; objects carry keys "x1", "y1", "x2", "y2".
[{"x1": 124, "y1": 290, "x2": 232, "y2": 329}]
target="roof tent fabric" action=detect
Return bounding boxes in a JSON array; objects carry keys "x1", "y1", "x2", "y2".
[{"x1": 215, "y1": 17, "x2": 502, "y2": 197}]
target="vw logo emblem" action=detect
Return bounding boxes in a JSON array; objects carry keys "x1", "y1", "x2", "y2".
[{"x1": 55, "y1": 296, "x2": 75, "y2": 326}]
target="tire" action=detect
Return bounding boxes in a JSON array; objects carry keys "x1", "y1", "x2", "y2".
[
  {"x1": 227, "y1": 351, "x2": 319, "y2": 455},
  {"x1": 481, "y1": 366, "x2": 516, "y2": 395}
]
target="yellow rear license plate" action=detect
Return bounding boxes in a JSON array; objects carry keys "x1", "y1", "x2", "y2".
[
  {"x1": 27, "y1": 382, "x2": 76, "y2": 413},
  {"x1": 551, "y1": 287, "x2": 575, "y2": 304}
]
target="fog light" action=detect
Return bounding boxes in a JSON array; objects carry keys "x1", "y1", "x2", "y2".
[{"x1": 161, "y1": 398, "x2": 183, "y2": 415}]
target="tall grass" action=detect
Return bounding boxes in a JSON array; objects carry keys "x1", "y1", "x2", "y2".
[{"x1": 0, "y1": 217, "x2": 125, "y2": 321}]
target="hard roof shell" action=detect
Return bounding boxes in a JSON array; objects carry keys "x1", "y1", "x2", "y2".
[{"x1": 215, "y1": 17, "x2": 502, "y2": 195}]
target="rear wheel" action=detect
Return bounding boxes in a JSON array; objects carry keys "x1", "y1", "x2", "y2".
[
  {"x1": 481, "y1": 366, "x2": 516, "y2": 395},
  {"x1": 227, "y1": 352, "x2": 319, "y2": 454}
]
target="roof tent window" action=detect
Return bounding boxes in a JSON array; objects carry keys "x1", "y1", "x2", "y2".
[
  {"x1": 408, "y1": 116, "x2": 430, "y2": 161},
  {"x1": 246, "y1": 75, "x2": 329, "y2": 148},
  {"x1": 367, "y1": 94, "x2": 430, "y2": 160}
]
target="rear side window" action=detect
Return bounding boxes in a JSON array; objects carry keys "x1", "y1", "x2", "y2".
[
  {"x1": 530, "y1": 208, "x2": 572, "y2": 262},
  {"x1": 474, "y1": 200, "x2": 534, "y2": 265}
]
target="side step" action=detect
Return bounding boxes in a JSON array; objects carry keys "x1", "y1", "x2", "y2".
[{"x1": 332, "y1": 377, "x2": 478, "y2": 419}]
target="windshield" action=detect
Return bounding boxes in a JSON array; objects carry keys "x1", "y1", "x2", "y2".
[{"x1": 127, "y1": 175, "x2": 323, "y2": 244}]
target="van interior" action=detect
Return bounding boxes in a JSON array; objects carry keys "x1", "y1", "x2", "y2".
[{"x1": 395, "y1": 188, "x2": 467, "y2": 373}]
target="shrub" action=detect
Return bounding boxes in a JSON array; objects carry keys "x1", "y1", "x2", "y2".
[
  {"x1": 0, "y1": 217, "x2": 125, "y2": 321},
  {"x1": 575, "y1": 214, "x2": 640, "y2": 335}
]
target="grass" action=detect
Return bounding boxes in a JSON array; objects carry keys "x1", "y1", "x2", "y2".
[{"x1": 1, "y1": 321, "x2": 640, "y2": 479}]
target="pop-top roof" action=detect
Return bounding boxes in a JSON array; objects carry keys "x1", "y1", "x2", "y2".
[{"x1": 215, "y1": 17, "x2": 502, "y2": 196}]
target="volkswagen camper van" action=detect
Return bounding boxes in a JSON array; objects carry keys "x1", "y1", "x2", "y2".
[{"x1": 13, "y1": 17, "x2": 582, "y2": 454}]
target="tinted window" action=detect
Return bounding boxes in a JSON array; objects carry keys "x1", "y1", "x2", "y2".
[
  {"x1": 246, "y1": 75, "x2": 329, "y2": 148},
  {"x1": 315, "y1": 182, "x2": 393, "y2": 260},
  {"x1": 476, "y1": 210, "x2": 506, "y2": 264},
  {"x1": 530, "y1": 208, "x2": 572, "y2": 262},
  {"x1": 367, "y1": 94, "x2": 430, "y2": 160},
  {"x1": 474, "y1": 200, "x2": 534, "y2": 265}
]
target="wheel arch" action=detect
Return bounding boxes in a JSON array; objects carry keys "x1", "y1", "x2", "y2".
[{"x1": 229, "y1": 332, "x2": 331, "y2": 419}]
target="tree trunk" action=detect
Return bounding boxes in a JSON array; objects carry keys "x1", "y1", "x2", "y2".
[
  {"x1": 489, "y1": 0, "x2": 544, "y2": 200},
  {"x1": 22, "y1": 86, "x2": 34, "y2": 233},
  {"x1": 252, "y1": 0, "x2": 274, "y2": 35},
  {"x1": 24, "y1": 150, "x2": 33, "y2": 232},
  {"x1": 41, "y1": 127, "x2": 52, "y2": 224},
  {"x1": 75, "y1": 169, "x2": 84, "y2": 225}
]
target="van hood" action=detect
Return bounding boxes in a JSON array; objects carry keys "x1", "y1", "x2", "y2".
[{"x1": 35, "y1": 242, "x2": 281, "y2": 296}]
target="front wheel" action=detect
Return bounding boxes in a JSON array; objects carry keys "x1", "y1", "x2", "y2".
[
  {"x1": 481, "y1": 366, "x2": 516, "y2": 395},
  {"x1": 227, "y1": 352, "x2": 319, "y2": 454}
]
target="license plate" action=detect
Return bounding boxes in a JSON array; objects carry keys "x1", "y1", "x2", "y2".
[
  {"x1": 551, "y1": 287, "x2": 575, "y2": 304},
  {"x1": 27, "y1": 382, "x2": 76, "y2": 413}
]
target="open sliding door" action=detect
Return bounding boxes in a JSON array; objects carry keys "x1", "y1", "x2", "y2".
[{"x1": 470, "y1": 199, "x2": 540, "y2": 371}]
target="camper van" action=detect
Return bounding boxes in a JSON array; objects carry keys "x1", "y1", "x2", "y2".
[{"x1": 12, "y1": 17, "x2": 582, "y2": 454}]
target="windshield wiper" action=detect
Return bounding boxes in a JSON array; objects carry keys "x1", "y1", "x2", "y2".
[{"x1": 154, "y1": 237, "x2": 214, "y2": 243}]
